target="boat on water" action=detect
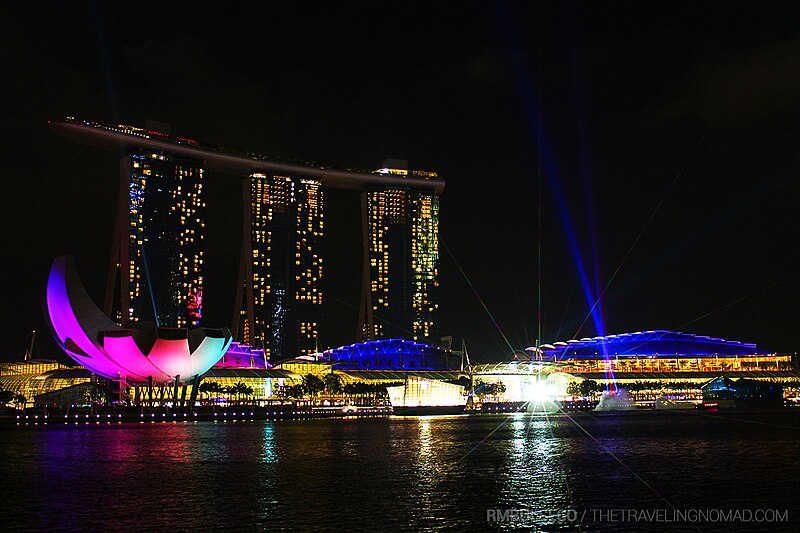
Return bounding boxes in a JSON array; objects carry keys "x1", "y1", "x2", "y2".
[{"x1": 386, "y1": 376, "x2": 466, "y2": 416}]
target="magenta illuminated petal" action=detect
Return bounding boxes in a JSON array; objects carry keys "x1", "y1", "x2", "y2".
[
  {"x1": 146, "y1": 336, "x2": 193, "y2": 379},
  {"x1": 45, "y1": 256, "x2": 232, "y2": 383},
  {"x1": 45, "y1": 256, "x2": 127, "y2": 379},
  {"x1": 101, "y1": 331, "x2": 172, "y2": 382}
]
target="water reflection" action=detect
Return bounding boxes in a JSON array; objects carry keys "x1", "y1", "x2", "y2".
[
  {"x1": 417, "y1": 416, "x2": 434, "y2": 468},
  {"x1": 257, "y1": 422, "x2": 279, "y2": 525},
  {"x1": 411, "y1": 416, "x2": 461, "y2": 529},
  {"x1": 261, "y1": 423, "x2": 277, "y2": 463},
  {"x1": 2, "y1": 413, "x2": 800, "y2": 530},
  {"x1": 488, "y1": 414, "x2": 573, "y2": 529}
]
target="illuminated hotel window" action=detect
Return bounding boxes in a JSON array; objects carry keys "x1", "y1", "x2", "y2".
[
  {"x1": 126, "y1": 153, "x2": 205, "y2": 328},
  {"x1": 363, "y1": 173, "x2": 440, "y2": 343},
  {"x1": 243, "y1": 172, "x2": 323, "y2": 360}
]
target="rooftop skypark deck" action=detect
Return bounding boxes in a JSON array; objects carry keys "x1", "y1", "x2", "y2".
[{"x1": 49, "y1": 117, "x2": 445, "y2": 194}]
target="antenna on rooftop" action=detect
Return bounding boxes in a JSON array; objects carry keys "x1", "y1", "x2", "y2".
[
  {"x1": 460, "y1": 339, "x2": 472, "y2": 371},
  {"x1": 24, "y1": 330, "x2": 36, "y2": 361}
]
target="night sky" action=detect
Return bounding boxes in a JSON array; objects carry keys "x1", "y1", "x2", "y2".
[{"x1": 2, "y1": 2, "x2": 799, "y2": 362}]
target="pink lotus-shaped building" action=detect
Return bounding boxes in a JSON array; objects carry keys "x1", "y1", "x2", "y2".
[{"x1": 45, "y1": 256, "x2": 232, "y2": 383}]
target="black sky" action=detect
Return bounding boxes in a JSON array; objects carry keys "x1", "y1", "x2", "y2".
[{"x1": 2, "y1": 1, "x2": 799, "y2": 362}]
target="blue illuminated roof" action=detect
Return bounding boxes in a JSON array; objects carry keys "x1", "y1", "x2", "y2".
[
  {"x1": 536, "y1": 331, "x2": 771, "y2": 359},
  {"x1": 324, "y1": 339, "x2": 456, "y2": 370}
]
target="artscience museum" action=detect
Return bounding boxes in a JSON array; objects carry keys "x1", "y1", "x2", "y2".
[{"x1": 45, "y1": 256, "x2": 232, "y2": 386}]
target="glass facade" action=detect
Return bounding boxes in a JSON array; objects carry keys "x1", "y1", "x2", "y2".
[
  {"x1": 128, "y1": 153, "x2": 205, "y2": 327},
  {"x1": 363, "y1": 173, "x2": 440, "y2": 343},
  {"x1": 247, "y1": 173, "x2": 323, "y2": 360},
  {"x1": 0, "y1": 363, "x2": 90, "y2": 407},
  {"x1": 554, "y1": 353, "x2": 794, "y2": 374},
  {"x1": 386, "y1": 376, "x2": 464, "y2": 407}
]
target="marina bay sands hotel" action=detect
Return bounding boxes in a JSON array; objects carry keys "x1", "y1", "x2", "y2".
[{"x1": 50, "y1": 118, "x2": 445, "y2": 361}]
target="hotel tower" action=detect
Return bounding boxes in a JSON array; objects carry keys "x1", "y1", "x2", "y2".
[
  {"x1": 106, "y1": 144, "x2": 206, "y2": 328},
  {"x1": 234, "y1": 173, "x2": 324, "y2": 360},
  {"x1": 359, "y1": 160, "x2": 440, "y2": 344}
]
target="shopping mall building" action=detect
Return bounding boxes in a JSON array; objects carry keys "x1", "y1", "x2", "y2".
[{"x1": 2, "y1": 331, "x2": 798, "y2": 408}]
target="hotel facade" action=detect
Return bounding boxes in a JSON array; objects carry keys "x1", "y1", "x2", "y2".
[
  {"x1": 236, "y1": 172, "x2": 324, "y2": 360},
  {"x1": 119, "y1": 152, "x2": 206, "y2": 328},
  {"x1": 360, "y1": 161, "x2": 440, "y2": 344}
]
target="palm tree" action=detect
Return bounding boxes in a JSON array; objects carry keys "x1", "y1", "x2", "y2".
[
  {"x1": 0, "y1": 386, "x2": 16, "y2": 406},
  {"x1": 13, "y1": 394, "x2": 27, "y2": 411},
  {"x1": 566, "y1": 382, "x2": 581, "y2": 396},
  {"x1": 199, "y1": 381, "x2": 225, "y2": 401},
  {"x1": 353, "y1": 382, "x2": 369, "y2": 405},
  {"x1": 302, "y1": 374, "x2": 325, "y2": 400},
  {"x1": 235, "y1": 382, "x2": 254, "y2": 402},
  {"x1": 285, "y1": 384, "x2": 305, "y2": 400},
  {"x1": 323, "y1": 373, "x2": 343, "y2": 397},
  {"x1": 199, "y1": 381, "x2": 214, "y2": 396},
  {"x1": 224, "y1": 385, "x2": 238, "y2": 402},
  {"x1": 579, "y1": 379, "x2": 601, "y2": 397}
]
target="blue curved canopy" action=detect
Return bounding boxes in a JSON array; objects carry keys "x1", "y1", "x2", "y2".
[
  {"x1": 536, "y1": 330, "x2": 771, "y2": 359},
  {"x1": 324, "y1": 339, "x2": 455, "y2": 370}
]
